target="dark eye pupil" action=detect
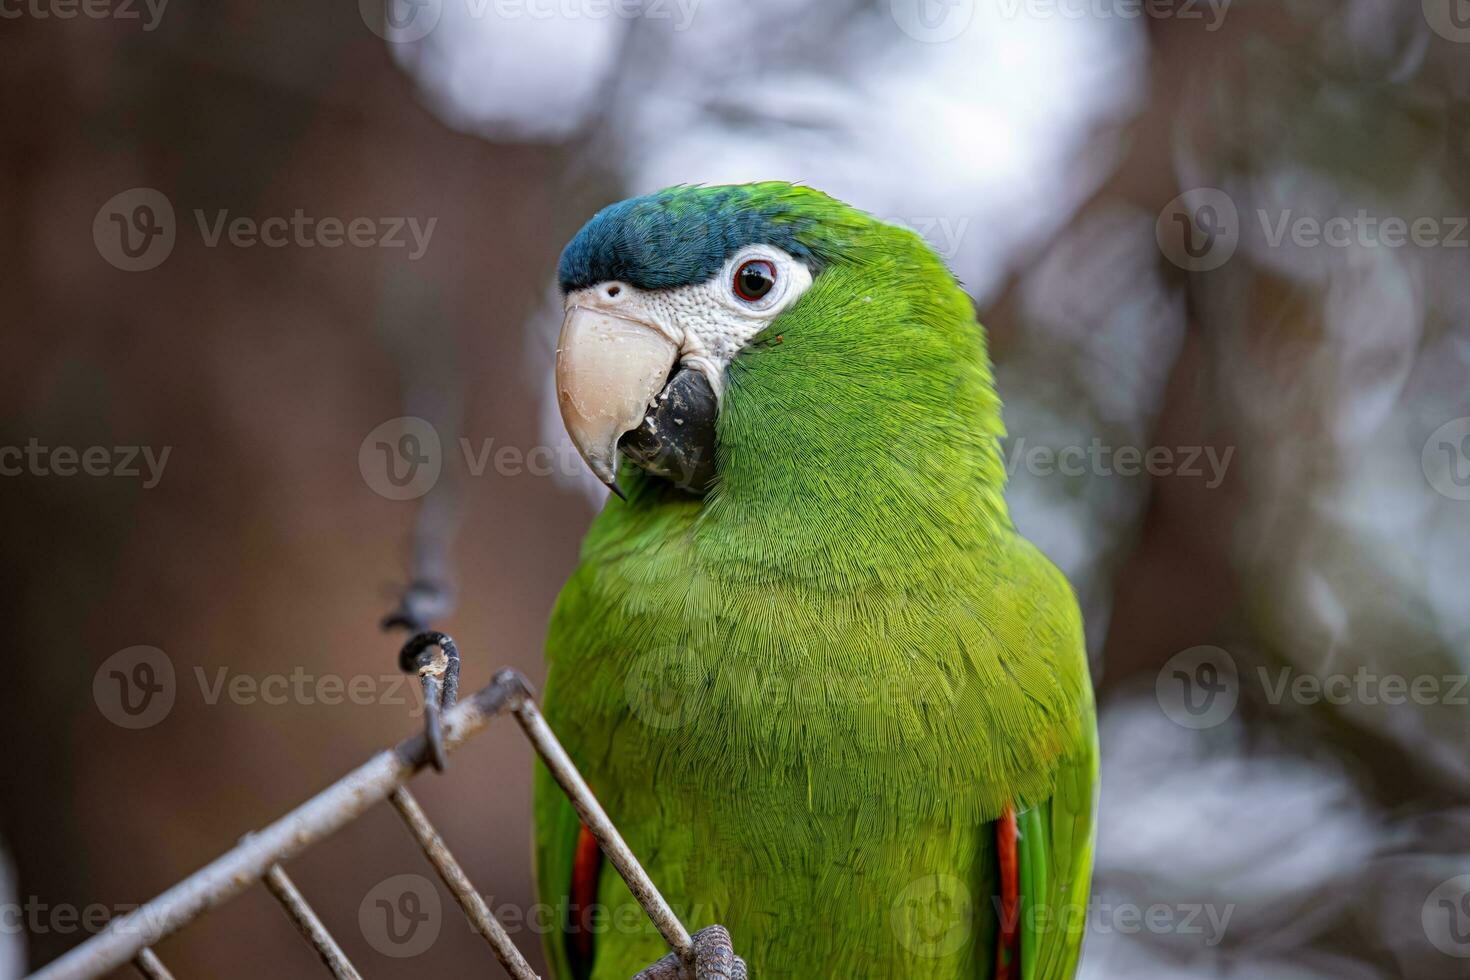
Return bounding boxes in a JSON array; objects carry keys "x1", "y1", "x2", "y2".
[{"x1": 735, "y1": 260, "x2": 776, "y2": 301}]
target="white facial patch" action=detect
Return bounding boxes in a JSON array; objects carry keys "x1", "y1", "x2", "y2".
[{"x1": 562, "y1": 244, "x2": 813, "y2": 402}]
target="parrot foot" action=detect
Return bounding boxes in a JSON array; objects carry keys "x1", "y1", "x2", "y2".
[{"x1": 632, "y1": 925, "x2": 748, "y2": 980}]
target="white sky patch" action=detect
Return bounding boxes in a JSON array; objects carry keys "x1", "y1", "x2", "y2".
[{"x1": 388, "y1": 2, "x2": 628, "y2": 140}]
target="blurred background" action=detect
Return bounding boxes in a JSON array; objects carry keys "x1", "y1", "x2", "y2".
[{"x1": 3, "y1": 0, "x2": 1470, "y2": 976}]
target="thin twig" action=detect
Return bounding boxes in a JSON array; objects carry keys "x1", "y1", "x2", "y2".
[
  {"x1": 262, "y1": 864, "x2": 364, "y2": 980},
  {"x1": 512, "y1": 698, "x2": 695, "y2": 963},
  {"x1": 389, "y1": 788, "x2": 540, "y2": 980},
  {"x1": 131, "y1": 949, "x2": 174, "y2": 980}
]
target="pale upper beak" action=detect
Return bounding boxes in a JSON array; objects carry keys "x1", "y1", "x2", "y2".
[{"x1": 555, "y1": 288, "x2": 679, "y2": 495}]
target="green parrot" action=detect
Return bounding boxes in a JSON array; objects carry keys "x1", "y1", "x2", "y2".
[{"x1": 535, "y1": 182, "x2": 1097, "y2": 980}]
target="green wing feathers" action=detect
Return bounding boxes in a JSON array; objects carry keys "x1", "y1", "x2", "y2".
[{"x1": 1021, "y1": 695, "x2": 1098, "y2": 980}]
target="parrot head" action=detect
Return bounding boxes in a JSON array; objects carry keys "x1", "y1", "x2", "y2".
[{"x1": 554, "y1": 182, "x2": 1005, "y2": 513}]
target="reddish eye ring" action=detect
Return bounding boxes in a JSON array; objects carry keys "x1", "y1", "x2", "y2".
[{"x1": 733, "y1": 259, "x2": 777, "y2": 302}]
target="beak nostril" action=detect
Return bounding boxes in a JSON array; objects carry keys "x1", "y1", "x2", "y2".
[{"x1": 605, "y1": 285, "x2": 622, "y2": 299}]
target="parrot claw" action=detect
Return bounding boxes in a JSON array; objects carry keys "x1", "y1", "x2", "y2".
[{"x1": 631, "y1": 925, "x2": 748, "y2": 980}]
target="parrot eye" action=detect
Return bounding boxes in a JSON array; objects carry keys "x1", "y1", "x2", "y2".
[{"x1": 732, "y1": 259, "x2": 777, "y2": 303}]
